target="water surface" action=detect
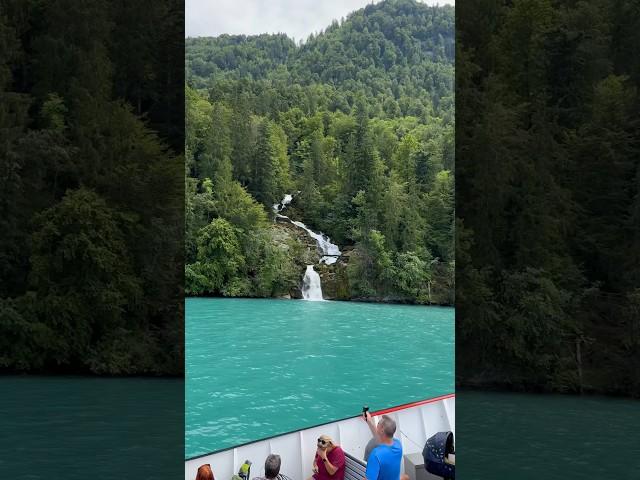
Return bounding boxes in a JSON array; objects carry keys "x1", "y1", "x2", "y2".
[
  {"x1": 458, "y1": 390, "x2": 640, "y2": 479},
  {"x1": 0, "y1": 376, "x2": 183, "y2": 479},
  {"x1": 186, "y1": 297, "x2": 454, "y2": 458}
]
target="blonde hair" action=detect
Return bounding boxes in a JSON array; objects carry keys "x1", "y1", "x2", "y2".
[{"x1": 318, "y1": 434, "x2": 335, "y2": 446}]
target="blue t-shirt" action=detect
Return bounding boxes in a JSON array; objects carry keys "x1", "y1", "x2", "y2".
[{"x1": 365, "y1": 438, "x2": 402, "y2": 480}]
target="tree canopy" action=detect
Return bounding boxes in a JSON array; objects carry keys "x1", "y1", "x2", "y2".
[
  {"x1": 185, "y1": 0, "x2": 455, "y2": 303},
  {"x1": 457, "y1": 0, "x2": 640, "y2": 396},
  {"x1": 0, "y1": 0, "x2": 184, "y2": 374}
]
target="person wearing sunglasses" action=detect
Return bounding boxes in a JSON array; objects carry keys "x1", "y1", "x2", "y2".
[{"x1": 309, "y1": 434, "x2": 345, "y2": 480}]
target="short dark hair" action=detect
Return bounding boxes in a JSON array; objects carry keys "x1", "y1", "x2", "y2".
[
  {"x1": 379, "y1": 415, "x2": 396, "y2": 437},
  {"x1": 265, "y1": 454, "x2": 281, "y2": 479}
]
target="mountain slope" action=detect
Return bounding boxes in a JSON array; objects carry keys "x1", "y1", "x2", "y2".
[
  {"x1": 185, "y1": 0, "x2": 455, "y2": 304},
  {"x1": 186, "y1": 0, "x2": 454, "y2": 104}
]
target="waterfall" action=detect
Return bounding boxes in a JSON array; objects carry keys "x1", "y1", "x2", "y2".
[
  {"x1": 301, "y1": 265, "x2": 324, "y2": 301},
  {"x1": 272, "y1": 193, "x2": 293, "y2": 213},
  {"x1": 290, "y1": 220, "x2": 341, "y2": 265},
  {"x1": 274, "y1": 194, "x2": 341, "y2": 265},
  {"x1": 275, "y1": 193, "x2": 341, "y2": 300}
]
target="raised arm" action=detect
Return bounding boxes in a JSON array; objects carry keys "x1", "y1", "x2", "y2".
[{"x1": 364, "y1": 411, "x2": 382, "y2": 443}]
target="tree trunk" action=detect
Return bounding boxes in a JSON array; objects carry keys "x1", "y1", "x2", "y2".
[{"x1": 576, "y1": 337, "x2": 584, "y2": 394}]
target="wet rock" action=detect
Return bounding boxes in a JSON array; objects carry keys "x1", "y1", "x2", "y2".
[{"x1": 317, "y1": 262, "x2": 350, "y2": 300}]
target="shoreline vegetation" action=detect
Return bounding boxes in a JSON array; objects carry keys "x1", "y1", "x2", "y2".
[
  {"x1": 0, "y1": 2, "x2": 184, "y2": 375},
  {"x1": 186, "y1": 293, "x2": 455, "y2": 306},
  {"x1": 457, "y1": 0, "x2": 640, "y2": 397},
  {"x1": 185, "y1": 0, "x2": 455, "y2": 306}
]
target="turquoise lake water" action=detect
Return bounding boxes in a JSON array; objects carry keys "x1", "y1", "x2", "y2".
[
  {"x1": 458, "y1": 391, "x2": 640, "y2": 479},
  {"x1": 0, "y1": 376, "x2": 183, "y2": 479},
  {"x1": 186, "y1": 297, "x2": 455, "y2": 458}
]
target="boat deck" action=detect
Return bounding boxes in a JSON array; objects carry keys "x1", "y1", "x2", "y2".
[{"x1": 185, "y1": 394, "x2": 455, "y2": 480}]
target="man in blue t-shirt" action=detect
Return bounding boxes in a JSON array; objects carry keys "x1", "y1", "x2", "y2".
[{"x1": 363, "y1": 412, "x2": 404, "y2": 480}]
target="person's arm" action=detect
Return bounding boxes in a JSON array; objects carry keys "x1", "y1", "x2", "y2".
[
  {"x1": 318, "y1": 449, "x2": 338, "y2": 475},
  {"x1": 364, "y1": 411, "x2": 382, "y2": 443},
  {"x1": 321, "y1": 448, "x2": 345, "y2": 476},
  {"x1": 323, "y1": 458, "x2": 338, "y2": 475}
]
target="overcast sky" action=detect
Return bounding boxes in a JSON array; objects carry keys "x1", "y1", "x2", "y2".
[{"x1": 186, "y1": 0, "x2": 454, "y2": 41}]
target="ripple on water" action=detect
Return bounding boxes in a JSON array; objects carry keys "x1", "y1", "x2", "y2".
[{"x1": 186, "y1": 298, "x2": 454, "y2": 458}]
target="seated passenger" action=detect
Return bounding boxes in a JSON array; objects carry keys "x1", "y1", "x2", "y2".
[
  {"x1": 253, "y1": 454, "x2": 292, "y2": 480},
  {"x1": 196, "y1": 463, "x2": 214, "y2": 480},
  {"x1": 307, "y1": 434, "x2": 345, "y2": 480}
]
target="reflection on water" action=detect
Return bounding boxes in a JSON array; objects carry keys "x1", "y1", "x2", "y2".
[
  {"x1": 186, "y1": 297, "x2": 454, "y2": 458},
  {"x1": 0, "y1": 376, "x2": 183, "y2": 479},
  {"x1": 457, "y1": 390, "x2": 640, "y2": 479}
]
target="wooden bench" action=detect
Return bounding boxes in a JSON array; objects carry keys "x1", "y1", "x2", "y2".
[{"x1": 344, "y1": 452, "x2": 367, "y2": 480}]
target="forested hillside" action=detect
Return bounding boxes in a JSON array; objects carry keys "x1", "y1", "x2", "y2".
[
  {"x1": 185, "y1": 0, "x2": 455, "y2": 303},
  {"x1": 457, "y1": 0, "x2": 640, "y2": 396},
  {"x1": 0, "y1": 0, "x2": 183, "y2": 374}
]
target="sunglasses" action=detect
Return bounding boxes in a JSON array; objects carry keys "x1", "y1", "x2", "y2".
[{"x1": 317, "y1": 438, "x2": 328, "y2": 446}]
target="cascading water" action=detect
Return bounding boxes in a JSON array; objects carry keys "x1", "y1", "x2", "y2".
[
  {"x1": 290, "y1": 221, "x2": 341, "y2": 265},
  {"x1": 301, "y1": 265, "x2": 324, "y2": 301},
  {"x1": 274, "y1": 193, "x2": 342, "y2": 300},
  {"x1": 274, "y1": 194, "x2": 341, "y2": 265},
  {"x1": 272, "y1": 194, "x2": 293, "y2": 213}
]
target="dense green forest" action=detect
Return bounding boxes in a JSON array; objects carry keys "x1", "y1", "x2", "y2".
[
  {"x1": 457, "y1": 0, "x2": 640, "y2": 396},
  {"x1": 185, "y1": 0, "x2": 455, "y2": 303},
  {"x1": 0, "y1": 0, "x2": 184, "y2": 374}
]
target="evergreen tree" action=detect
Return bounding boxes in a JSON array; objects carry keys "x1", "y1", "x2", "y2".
[{"x1": 184, "y1": 0, "x2": 455, "y2": 305}]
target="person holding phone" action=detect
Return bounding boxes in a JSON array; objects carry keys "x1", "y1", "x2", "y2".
[
  {"x1": 362, "y1": 412, "x2": 405, "y2": 480},
  {"x1": 308, "y1": 434, "x2": 345, "y2": 480}
]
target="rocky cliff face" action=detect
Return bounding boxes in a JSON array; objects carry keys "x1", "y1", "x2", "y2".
[
  {"x1": 317, "y1": 261, "x2": 350, "y2": 300},
  {"x1": 272, "y1": 220, "x2": 318, "y2": 263},
  {"x1": 271, "y1": 221, "x2": 453, "y2": 305}
]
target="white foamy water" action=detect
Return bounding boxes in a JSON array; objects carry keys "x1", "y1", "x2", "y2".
[
  {"x1": 301, "y1": 265, "x2": 324, "y2": 301},
  {"x1": 290, "y1": 220, "x2": 341, "y2": 264},
  {"x1": 272, "y1": 193, "x2": 293, "y2": 213},
  {"x1": 274, "y1": 193, "x2": 341, "y2": 264}
]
